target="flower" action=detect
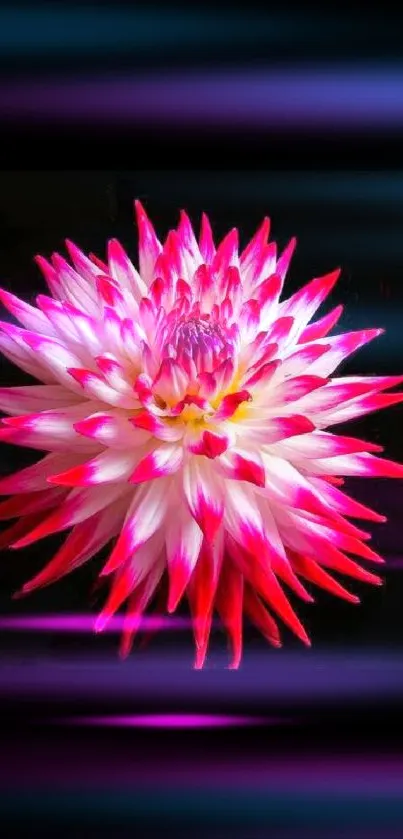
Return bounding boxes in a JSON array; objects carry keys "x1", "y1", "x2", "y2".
[{"x1": 0, "y1": 201, "x2": 402, "y2": 668}]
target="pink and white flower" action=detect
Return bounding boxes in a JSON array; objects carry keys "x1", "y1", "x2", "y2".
[{"x1": 0, "y1": 201, "x2": 402, "y2": 667}]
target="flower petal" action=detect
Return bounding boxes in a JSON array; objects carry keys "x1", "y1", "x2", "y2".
[
  {"x1": 186, "y1": 427, "x2": 232, "y2": 458},
  {"x1": 0, "y1": 288, "x2": 54, "y2": 335},
  {"x1": 96, "y1": 536, "x2": 164, "y2": 632},
  {"x1": 108, "y1": 238, "x2": 147, "y2": 299},
  {"x1": 128, "y1": 444, "x2": 183, "y2": 485},
  {"x1": 199, "y1": 213, "x2": 215, "y2": 263},
  {"x1": 166, "y1": 505, "x2": 203, "y2": 612},
  {"x1": 215, "y1": 556, "x2": 244, "y2": 669},
  {"x1": 183, "y1": 458, "x2": 224, "y2": 541},
  {"x1": 0, "y1": 452, "x2": 89, "y2": 495},
  {"x1": 298, "y1": 304, "x2": 344, "y2": 344},
  {"x1": 75, "y1": 412, "x2": 150, "y2": 448},
  {"x1": 48, "y1": 448, "x2": 141, "y2": 486},
  {"x1": 134, "y1": 200, "x2": 162, "y2": 285},
  {"x1": 219, "y1": 448, "x2": 266, "y2": 487},
  {"x1": 188, "y1": 537, "x2": 223, "y2": 669},
  {"x1": 0, "y1": 385, "x2": 82, "y2": 416},
  {"x1": 11, "y1": 483, "x2": 127, "y2": 548},
  {"x1": 101, "y1": 479, "x2": 170, "y2": 574},
  {"x1": 17, "y1": 498, "x2": 127, "y2": 596}
]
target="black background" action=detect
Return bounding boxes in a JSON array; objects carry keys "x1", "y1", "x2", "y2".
[{"x1": 1, "y1": 3, "x2": 403, "y2": 838}]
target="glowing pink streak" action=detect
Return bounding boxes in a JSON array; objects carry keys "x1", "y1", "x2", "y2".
[
  {"x1": 60, "y1": 713, "x2": 274, "y2": 729},
  {"x1": 0, "y1": 614, "x2": 193, "y2": 632}
]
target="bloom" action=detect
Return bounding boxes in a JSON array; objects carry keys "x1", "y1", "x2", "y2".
[{"x1": 0, "y1": 201, "x2": 402, "y2": 668}]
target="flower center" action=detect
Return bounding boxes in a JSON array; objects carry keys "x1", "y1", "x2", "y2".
[
  {"x1": 166, "y1": 317, "x2": 231, "y2": 372},
  {"x1": 172, "y1": 317, "x2": 227, "y2": 355}
]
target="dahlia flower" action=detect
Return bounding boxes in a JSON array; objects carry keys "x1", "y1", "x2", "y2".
[{"x1": 0, "y1": 202, "x2": 402, "y2": 668}]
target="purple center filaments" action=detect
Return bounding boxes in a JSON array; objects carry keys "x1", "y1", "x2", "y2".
[{"x1": 165, "y1": 317, "x2": 233, "y2": 371}]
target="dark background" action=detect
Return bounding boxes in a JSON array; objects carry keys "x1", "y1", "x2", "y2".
[{"x1": 1, "y1": 3, "x2": 403, "y2": 838}]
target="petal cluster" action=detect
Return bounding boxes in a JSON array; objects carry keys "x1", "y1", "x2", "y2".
[{"x1": 0, "y1": 201, "x2": 402, "y2": 667}]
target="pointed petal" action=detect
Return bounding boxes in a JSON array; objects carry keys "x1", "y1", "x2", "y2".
[
  {"x1": 319, "y1": 391, "x2": 403, "y2": 426},
  {"x1": 183, "y1": 458, "x2": 224, "y2": 541},
  {"x1": 260, "y1": 453, "x2": 331, "y2": 517},
  {"x1": 199, "y1": 213, "x2": 215, "y2": 264},
  {"x1": 219, "y1": 449, "x2": 266, "y2": 487},
  {"x1": 307, "y1": 328, "x2": 384, "y2": 378},
  {"x1": 0, "y1": 511, "x2": 53, "y2": 550},
  {"x1": 153, "y1": 358, "x2": 189, "y2": 405},
  {"x1": 119, "y1": 559, "x2": 165, "y2": 656},
  {"x1": 290, "y1": 553, "x2": 359, "y2": 603},
  {"x1": 97, "y1": 541, "x2": 164, "y2": 634},
  {"x1": 130, "y1": 410, "x2": 184, "y2": 442},
  {"x1": 308, "y1": 452, "x2": 403, "y2": 479},
  {"x1": 0, "y1": 385, "x2": 82, "y2": 416},
  {"x1": 0, "y1": 487, "x2": 67, "y2": 521},
  {"x1": 134, "y1": 200, "x2": 162, "y2": 285},
  {"x1": 310, "y1": 477, "x2": 387, "y2": 523},
  {"x1": 224, "y1": 482, "x2": 268, "y2": 557},
  {"x1": 280, "y1": 269, "x2": 341, "y2": 336},
  {"x1": 280, "y1": 344, "x2": 330, "y2": 378},
  {"x1": 65, "y1": 239, "x2": 103, "y2": 282},
  {"x1": 240, "y1": 216, "x2": 270, "y2": 267},
  {"x1": 17, "y1": 331, "x2": 86, "y2": 393},
  {"x1": 276, "y1": 237, "x2": 297, "y2": 281},
  {"x1": 12, "y1": 484, "x2": 126, "y2": 548},
  {"x1": 298, "y1": 305, "x2": 344, "y2": 344},
  {"x1": 166, "y1": 507, "x2": 203, "y2": 612},
  {"x1": 129, "y1": 445, "x2": 183, "y2": 484},
  {"x1": 245, "y1": 558, "x2": 310, "y2": 645},
  {"x1": 273, "y1": 375, "x2": 328, "y2": 405},
  {"x1": 243, "y1": 587, "x2": 281, "y2": 646},
  {"x1": 0, "y1": 452, "x2": 87, "y2": 495},
  {"x1": 244, "y1": 414, "x2": 315, "y2": 445},
  {"x1": 68, "y1": 368, "x2": 137, "y2": 409},
  {"x1": 215, "y1": 557, "x2": 244, "y2": 669},
  {"x1": 292, "y1": 380, "x2": 374, "y2": 415},
  {"x1": 2, "y1": 404, "x2": 103, "y2": 453},
  {"x1": 212, "y1": 228, "x2": 239, "y2": 277},
  {"x1": 18, "y1": 500, "x2": 126, "y2": 595},
  {"x1": 243, "y1": 243, "x2": 277, "y2": 293},
  {"x1": 101, "y1": 480, "x2": 169, "y2": 574},
  {"x1": 75, "y1": 412, "x2": 151, "y2": 448},
  {"x1": 0, "y1": 288, "x2": 53, "y2": 334},
  {"x1": 186, "y1": 427, "x2": 232, "y2": 458},
  {"x1": 50, "y1": 253, "x2": 97, "y2": 311},
  {"x1": 48, "y1": 449, "x2": 140, "y2": 486},
  {"x1": 244, "y1": 360, "x2": 280, "y2": 392},
  {"x1": 0, "y1": 324, "x2": 56, "y2": 383},
  {"x1": 35, "y1": 255, "x2": 62, "y2": 297},
  {"x1": 108, "y1": 238, "x2": 147, "y2": 298},
  {"x1": 188, "y1": 537, "x2": 223, "y2": 669},
  {"x1": 96, "y1": 276, "x2": 124, "y2": 309},
  {"x1": 315, "y1": 545, "x2": 382, "y2": 586},
  {"x1": 281, "y1": 430, "x2": 383, "y2": 459}
]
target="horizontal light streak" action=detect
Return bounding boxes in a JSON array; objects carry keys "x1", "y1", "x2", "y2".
[{"x1": 2, "y1": 68, "x2": 403, "y2": 129}]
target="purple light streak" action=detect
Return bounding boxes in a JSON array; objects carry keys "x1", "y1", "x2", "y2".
[
  {"x1": 3, "y1": 747, "x2": 403, "y2": 795},
  {"x1": 61, "y1": 713, "x2": 270, "y2": 729},
  {"x1": 0, "y1": 650, "x2": 403, "y2": 703},
  {"x1": 0, "y1": 613, "x2": 192, "y2": 632},
  {"x1": 1, "y1": 68, "x2": 403, "y2": 129}
]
